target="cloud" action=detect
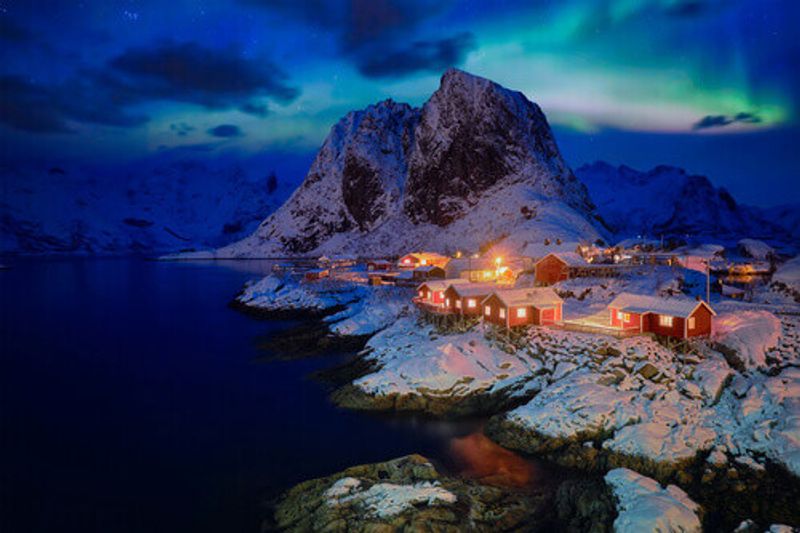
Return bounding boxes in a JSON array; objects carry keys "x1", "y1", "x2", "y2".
[
  {"x1": 207, "y1": 124, "x2": 243, "y2": 138},
  {"x1": 170, "y1": 122, "x2": 195, "y2": 136},
  {"x1": 693, "y1": 111, "x2": 763, "y2": 130},
  {"x1": 357, "y1": 33, "x2": 475, "y2": 78},
  {"x1": 0, "y1": 75, "x2": 146, "y2": 133},
  {"x1": 108, "y1": 42, "x2": 299, "y2": 106},
  {"x1": 0, "y1": 42, "x2": 297, "y2": 134}
]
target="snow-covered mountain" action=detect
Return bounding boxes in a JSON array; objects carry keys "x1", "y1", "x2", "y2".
[
  {"x1": 218, "y1": 69, "x2": 602, "y2": 258},
  {"x1": 575, "y1": 162, "x2": 790, "y2": 244},
  {"x1": 0, "y1": 155, "x2": 297, "y2": 255}
]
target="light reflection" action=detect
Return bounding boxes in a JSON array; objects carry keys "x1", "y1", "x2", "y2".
[{"x1": 449, "y1": 432, "x2": 535, "y2": 488}]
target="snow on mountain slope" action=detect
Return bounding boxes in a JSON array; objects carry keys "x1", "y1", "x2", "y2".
[
  {"x1": 218, "y1": 69, "x2": 601, "y2": 258},
  {"x1": 0, "y1": 155, "x2": 298, "y2": 255},
  {"x1": 575, "y1": 161, "x2": 787, "y2": 243}
]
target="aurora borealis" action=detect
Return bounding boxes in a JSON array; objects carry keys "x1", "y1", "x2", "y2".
[{"x1": 1, "y1": 0, "x2": 798, "y2": 204}]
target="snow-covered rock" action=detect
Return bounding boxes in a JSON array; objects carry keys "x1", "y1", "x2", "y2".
[
  {"x1": 236, "y1": 275, "x2": 367, "y2": 316},
  {"x1": 738, "y1": 239, "x2": 775, "y2": 261},
  {"x1": 605, "y1": 468, "x2": 702, "y2": 533},
  {"x1": 713, "y1": 311, "x2": 782, "y2": 371},
  {"x1": 773, "y1": 256, "x2": 800, "y2": 293},
  {"x1": 325, "y1": 478, "x2": 457, "y2": 519},
  {"x1": 576, "y1": 161, "x2": 786, "y2": 242},
  {"x1": 217, "y1": 69, "x2": 601, "y2": 258}
]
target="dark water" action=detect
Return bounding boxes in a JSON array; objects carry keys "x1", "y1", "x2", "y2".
[{"x1": 0, "y1": 259, "x2": 566, "y2": 533}]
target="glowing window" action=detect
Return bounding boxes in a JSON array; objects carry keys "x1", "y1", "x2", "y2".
[
  {"x1": 403, "y1": 258, "x2": 411, "y2": 264},
  {"x1": 624, "y1": 313, "x2": 631, "y2": 322},
  {"x1": 688, "y1": 316, "x2": 696, "y2": 329},
  {"x1": 420, "y1": 259, "x2": 427, "y2": 265},
  {"x1": 418, "y1": 290, "x2": 424, "y2": 298},
  {"x1": 467, "y1": 299, "x2": 476, "y2": 308},
  {"x1": 659, "y1": 315, "x2": 673, "y2": 327},
  {"x1": 499, "y1": 308, "x2": 506, "y2": 319},
  {"x1": 484, "y1": 306, "x2": 491, "y2": 316},
  {"x1": 516, "y1": 308, "x2": 527, "y2": 318},
  {"x1": 456, "y1": 300, "x2": 462, "y2": 309},
  {"x1": 445, "y1": 298, "x2": 451, "y2": 307},
  {"x1": 437, "y1": 291, "x2": 444, "y2": 300},
  {"x1": 616, "y1": 311, "x2": 623, "y2": 321}
]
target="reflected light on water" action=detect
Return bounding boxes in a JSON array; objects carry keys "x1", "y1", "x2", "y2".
[{"x1": 449, "y1": 432, "x2": 535, "y2": 488}]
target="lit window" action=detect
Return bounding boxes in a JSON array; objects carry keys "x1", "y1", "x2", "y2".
[
  {"x1": 624, "y1": 313, "x2": 631, "y2": 322},
  {"x1": 467, "y1": 299, "x2": 476, "y2": 308},
  {"x1": 418, "y1": 290, "x2": 424, "y2": 298},
  {"x1": 659, "y1": 315, "x2": 673, "y2": 327},
  {"x1": 445, "y1": 298, "x2": 450, "y2": 307},
  {"x1": 484, "y1": 306, "x2": 491, "y2": 316},
  {"x1": 437, "y1": 291, "x2": 444, "y2": 300},
  {"x1": 499, "y1": 308, "x2": 506, "y2": 319},
  {"x1": 516, "y1": 308, "x2": 527, "y2": 318},
  {"x1": 403, "y1": 258, "x2": 411, "y2": 264},
  {"x1": 617, "y1": 311, "x2": 623, "y2": 321},
  {"x1": 420, "y1": 259, "x2": 427, "y2": 265},
  {"x1": 456, "y1": 300, "x2": 462, "y2": 309},
  {"x1": 688, "y1": 317, "x2": 696, "y2": 329}
]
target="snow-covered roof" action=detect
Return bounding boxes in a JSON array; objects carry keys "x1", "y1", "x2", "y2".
[
  {"x1": 538, "y1": 251, "x2": 587, "y2": 267},
  {"x1": 609, "y1": 293, "x2": 716, "y2": 318},
  {"x1": 450, "y1": 282, "x2": 497, "y2": 298},
  {"x1": 368, "y1": 259, "x2": 392, "y2": 264},
  {"x1": 401, "y1": 252, "x2": 450, "y2": 263},
  {"x1": 414, "y1": 265, "x2": 444, "y2": 273},
  {"x1": 416, "y1": 279, "x2": 469, "y2": 292},
  {"x1": 484, "y1": 287, "x2": 563, "y2": 307},
  {"x1": 395, "y1": 271, "x2": 414, "y2": 280}
]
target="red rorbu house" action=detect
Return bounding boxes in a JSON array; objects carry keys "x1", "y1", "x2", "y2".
[
  {"x1": 607, "y1": 293, "x2": 715, "y2": 339},
  {"x1": 398, "y1": 252, "x2": 451, "y2": 270},
  {"x1": 534, "y1": 252, "x2": 587, "y2": 285},
  {"x1": 443, "y1": 283, "x2": 497, "y2": 316},
  {"x1": 482, "y1": 288, "x2": 563, "y2": 328},
  {"x1": 412, "y1": 265, "x2": 446, "y2": 281},
  {"x1": 367, "y1": 260, "x2": 392, "y2": 272},
  {"x1": 415, "y1": 279, "x2": 469, "y2": 309}
]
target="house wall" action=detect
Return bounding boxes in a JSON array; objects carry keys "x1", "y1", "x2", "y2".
[
  {"x1": 399, "y1": 255, "x2": 419, "y2": 268},
  {"x1": 507, "y1": 305, "x2": 534, "y2": 327},
  {"x1": 609, "y1": 307, "x2": 642, "y2": 329},
  {"x1": 443, "y1": 286, "x2": 460, "y2": 313},
  {"x1": 535, "y1": 255, "x2": 568, "y2": 285},
  {"x1": 534, "y1": 305, "x2": 561, "y2": 325},
  {"x1": 460, "y1": 294, "x2": 488, "y2": 316},
  {"x1": 687, "y1": 305, "x2": 713, "y2": 337},
  {"x1": 418, "y1": 286, "x2": 430, "y2": 301},
  {"x1": 482, "y1": 294, "x2": 507, "y2": 327},
  {"x1": 644, "y1": 313, "x2": 686, "y2": 339}
]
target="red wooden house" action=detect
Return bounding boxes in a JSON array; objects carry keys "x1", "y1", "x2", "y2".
[
  {"x1": 482, "y1": 288, "x2": 563, "y2": 328},
  {"x1": 607, "y1": 293, "x2": 715, "y2": 339},
  {"x1": 534, "y1": 252, "x2": 587, "y2": 285},
  {"x1": 415, "y1": 279, "x2": 469, "y2": 308},
  {"x1": 398, "y1": 252, "x2": 450, "y2": 269},
  {"x1": 412, "y1": 265, "x2": 446, "y2": 280},
  {"x1": 443, "y1": 283, "x2": 497, "y2": 316},
  {"x1": 367, "y1": 260, "x2": 392, "y2": 271}
]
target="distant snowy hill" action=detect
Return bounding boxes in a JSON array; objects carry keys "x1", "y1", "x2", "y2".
[
  {"x1": 217, "y1": 69, "x2": 602, "y2": 258},
  {"x1": 754, "y1": 203, "x2": 800, "y2": 242},
  {"x1": 575, "y1": 162, "x2": 790, "y2": 244},
  {"x1": 0, "y1": 155, "x2": 298, "y2": 255}
]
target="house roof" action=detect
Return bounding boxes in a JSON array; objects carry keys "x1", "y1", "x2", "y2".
[
  {"x1": 395, "y1": 271, "x2": 414, "y2": 279},
  {"x1": 609, "y1": 293, "x2": 716, "y2": 318},
  {"x1": 537, "y1": 251, "x2": 587, "y2": 267},
  {"x1": 449, "y1": 282, "x2": 497, "y2": 298},
  {"x1": 417, "y1": 279, "x2": 469, "y2": 292},
  {"x1": 414, "y1": 265, "x2": 445, "y2": 273},
  {"x1": 484, "y1": 287, "x2": 563, "y2": 307},
  {"x1": 368, "y1": 259, "x2": 392, "y2": 265},
  {"x1": 401, "y1": 252, "x2": 450, "y2": 263}
]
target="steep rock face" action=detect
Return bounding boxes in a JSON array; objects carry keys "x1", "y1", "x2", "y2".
[
  {"x1": 576, "y1": 162, "x2": 786, "y2": 242},
  {"x1": 405, "y1": 68, "x2": 590, "y2": 226},
  {"x1": 222, "y1": 69, "x2": 600, "y2": 257},
  {"x1": 258, "y1": 100, "x2": 418, "y2": 254}
]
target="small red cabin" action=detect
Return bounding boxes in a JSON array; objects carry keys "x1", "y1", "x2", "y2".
[
  {"x1": 607, "y1": 293, "x2": 715, "y2": 339},
  {"x1": 443, "y1": 283, "x2": 496, "y2": 316},
  {"x1": 412, "y1": 265, "x2": 446, "y2": 280},
  {"x1": 482, "y1": 288, "x2": 563, "y2": 328},
  {"x1": 534, "y1": 252, "x2": 587, "y2": 285},
  {"x1": 416, "y1": 279, "x2": 469, "y2": 308},
  {"x1": 398, "y1": 252, "x2": 450, "y2": 270},
  {"x1": 304, "y1": 268, "x2": 329, "y2": 281}
]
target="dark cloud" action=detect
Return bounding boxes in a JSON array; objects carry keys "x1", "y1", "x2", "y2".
[
  {"x1": 663, "y1": 0, "x2": 730, "y2": 17},
  {"x1": 0, "y1": 42, "x2": 297, "y2": 134},
  {"x1": 693, "y1": 112, "x2": 763, "y2": 130},
  {"x1": 0, "y1": 75, "x2": 146, "y2": 133},
  {"x1": 207, "y1": 124, "x2": 243, "y2": 138},
  {"x1": 170, "y1": 123, "x2": 195, "y2": 136},
  {"x1": 108, "y1": 42, "x2": 299, "y2": 105},
  {"x1": 357, "y1": 33, "x2": 475, "y2": 78}
]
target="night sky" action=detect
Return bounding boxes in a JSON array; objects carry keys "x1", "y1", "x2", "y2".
[{"x1": 1, "y1": 0, "x2": 798, "y2": 206}]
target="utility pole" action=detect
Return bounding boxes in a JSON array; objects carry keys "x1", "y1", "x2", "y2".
[{"x1": 705, "y1": 259, "x2": 710, "y2": 303}]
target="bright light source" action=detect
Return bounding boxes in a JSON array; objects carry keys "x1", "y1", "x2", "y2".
[{"x1": 495, "y1": 257, "x2": 502, "y2": 265}]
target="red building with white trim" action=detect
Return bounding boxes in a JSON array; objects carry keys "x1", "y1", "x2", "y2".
[
  {"x1": 607, "y1": 293, "x2": 715, "y2": 339},
  {"x1": 482, "y1": 288, "x2": 563, "y2": 328}
]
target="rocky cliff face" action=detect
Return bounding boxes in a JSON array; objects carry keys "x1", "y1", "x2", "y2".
[{"x1": 222, "y1": 69, "x2": 599, "y2": 257}]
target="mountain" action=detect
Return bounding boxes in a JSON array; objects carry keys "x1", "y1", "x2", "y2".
[
  {"x1": 755, "y1": 203, "x2": 800, "y2": 242},
  {"x1": 0, "y1": 155, "x2": 298, "y2": 255},
  {"x1": 575, "y1": 161, "x2": 790, "y2": 244},
  {"x1": 217, "y1": 69, "x2": 602, "y2": 258}
]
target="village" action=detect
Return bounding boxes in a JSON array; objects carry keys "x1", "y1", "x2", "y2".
[{"x1": 289, "y1": 236, "x2": 790, "y2": 344}]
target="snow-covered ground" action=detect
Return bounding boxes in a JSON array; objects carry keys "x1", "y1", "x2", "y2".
[{"x1": 605, "y1": 468, "x2": 702, "y2": 533}]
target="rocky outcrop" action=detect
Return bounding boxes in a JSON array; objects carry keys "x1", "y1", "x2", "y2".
[{"x1": 270, "y1": 454, "x2": 546, "y2": 532}]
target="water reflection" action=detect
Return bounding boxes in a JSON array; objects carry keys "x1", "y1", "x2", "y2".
[{"x1": 450, "y1": 431, "x2": 535, "y2": 488}]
